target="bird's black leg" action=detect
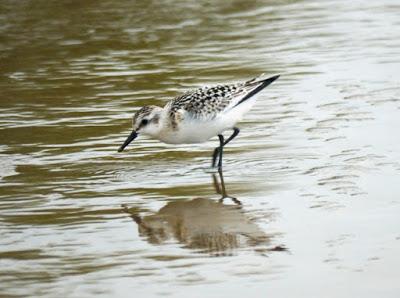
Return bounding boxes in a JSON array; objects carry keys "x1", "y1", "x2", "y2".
[
  {"x1": 223, "y1": 127, "x2": 240, "y2": 147},
  {"x1": 211, "y1": 127, "x2": 240, "y2": 169},
  {"x1": 217, "y1": 134, "x2": 224, "y2": 170},
  {"x1": 211, "y1": 147, "x2": 220, "y2": 168},
  {"x1": 218, "y1": 127, "x2": 240, "y2": 170}
]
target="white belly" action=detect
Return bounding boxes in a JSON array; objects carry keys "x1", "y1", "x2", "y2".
[
  {"x1": 159, "y1": 97, "x2": 257, "y2": 144},
  {"x1": 159, "y1": 120, "x2": 228, "y2": 144}
]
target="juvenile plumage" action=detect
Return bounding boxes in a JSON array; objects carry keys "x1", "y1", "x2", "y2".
[{"x1": 118, "y1": 74, "x2": 280, "y2": 170}]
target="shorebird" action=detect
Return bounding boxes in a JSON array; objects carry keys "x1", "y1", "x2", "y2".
[{"x1": 118, "y1": 74, "x2": 280, "y2": 170}]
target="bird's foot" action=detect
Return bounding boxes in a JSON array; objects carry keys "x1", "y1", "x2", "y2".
[{"x1": 219, "y1": 196, "x2": 242, "y2": 206}]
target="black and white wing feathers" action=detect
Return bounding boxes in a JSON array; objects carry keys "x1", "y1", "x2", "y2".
[{"x1": 166, "y1": 74, "x2": 279, "y2": 121}]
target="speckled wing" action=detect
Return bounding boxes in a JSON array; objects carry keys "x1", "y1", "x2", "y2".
[{"x1": 167, "y1": 76, "x2": 269, "y2": 121}]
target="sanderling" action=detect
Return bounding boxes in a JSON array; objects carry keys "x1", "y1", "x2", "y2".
[{"x1": 118, "y1": 74, "x2": 280, "y2": 170}]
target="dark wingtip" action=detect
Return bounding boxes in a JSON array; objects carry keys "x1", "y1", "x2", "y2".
[
  {"x1": 233, "y1": 74, "x2": 280, "y2": 108},
  {"x1": 263, "y1": 74, "x2": 280, "y2": 84},
  {"x1": 271, "y1": 74, "x2": 280, "y2": 80}
]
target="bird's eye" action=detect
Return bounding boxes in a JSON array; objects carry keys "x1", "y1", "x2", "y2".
[{"x1": 141, "y1": 119, "x2": 149, "y2": 126}]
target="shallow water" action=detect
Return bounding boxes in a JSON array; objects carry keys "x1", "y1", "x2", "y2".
[{"x1": 1, "y1": 0, "x2": 400, "y2": 297}]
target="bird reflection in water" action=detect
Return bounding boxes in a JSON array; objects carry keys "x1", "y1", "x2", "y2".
[{"x1": 123, "y1": 171, "x2": 285, "y2": 255}]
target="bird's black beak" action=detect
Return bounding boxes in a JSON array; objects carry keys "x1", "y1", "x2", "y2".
[{"x1": 118, "y1": 130, "x2": 138, "y2": 152}]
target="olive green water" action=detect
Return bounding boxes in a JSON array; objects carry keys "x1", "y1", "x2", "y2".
[{"x1": 1, "y1": 0, "x2": 400, "y2": 297}]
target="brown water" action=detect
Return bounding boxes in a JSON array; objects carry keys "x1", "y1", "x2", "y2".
[{"x1": 1, "y1": 0, "x2": 400, "y2": 297}]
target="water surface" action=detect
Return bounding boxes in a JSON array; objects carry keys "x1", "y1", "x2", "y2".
[{"x1": 1, "y1": 0, "x2": 400, "y2": 297}]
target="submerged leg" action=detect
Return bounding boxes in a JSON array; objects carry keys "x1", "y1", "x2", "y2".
[
  {"x1": 214, "y1": 170, "x2": 242, "y2": 205},
  {"x1": 211, "y1": 127, "x2": 240, "y2": 168}
]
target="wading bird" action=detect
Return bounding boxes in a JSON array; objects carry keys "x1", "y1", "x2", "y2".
[{"x1": 118, "y1": 74, "x2": 280, "y2": 170}]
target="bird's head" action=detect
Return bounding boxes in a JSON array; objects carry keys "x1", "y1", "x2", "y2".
[{"x1": 118, "y1": 105, "x2": 163, "y2": 152}]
